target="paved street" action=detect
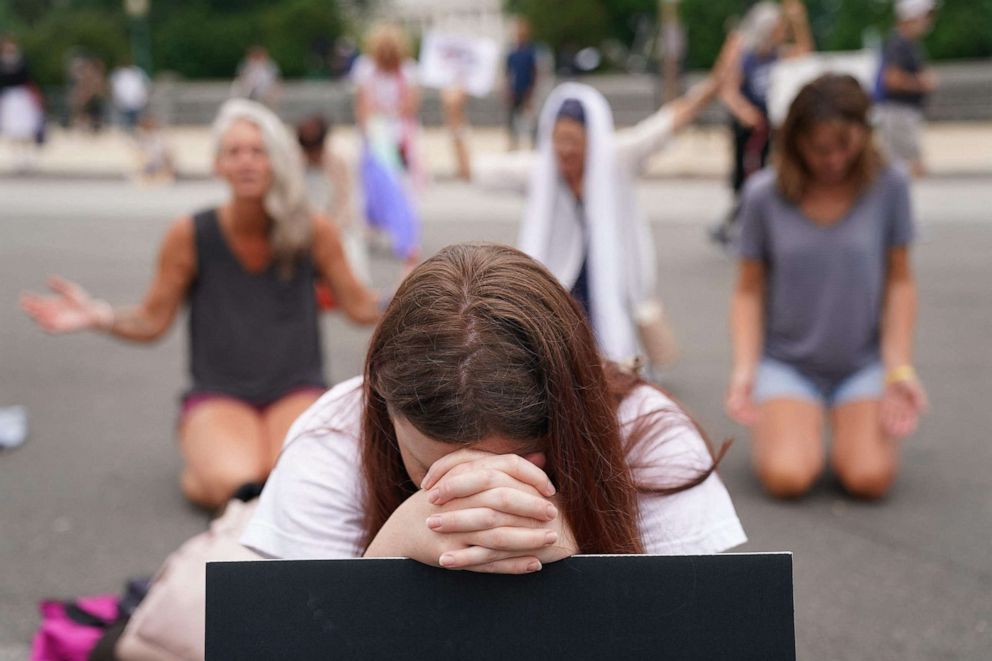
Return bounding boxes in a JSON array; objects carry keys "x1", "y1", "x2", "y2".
[{"x1": 1, "y1": 175, "x2": 990, "y2": 659}]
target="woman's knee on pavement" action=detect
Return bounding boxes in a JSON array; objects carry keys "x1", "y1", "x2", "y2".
[
  {"x1": 180, "y1": 453, "x2": 266, "y2": 509},
  {"x1": 753, "y1": 434, "x2": 823, "y2": 498},
  {"x1": 753, "y1": 412, "x2": 824, "y2": 498},
  {"x1": 755, "y1": 452, "x2": 823, "y2": 498},
  {"x1": 830, "y1": 402, "x2": 898, "y2": 500},
  {"x1": 832, "y1": 455, "x2": 896, "y2": 500}
]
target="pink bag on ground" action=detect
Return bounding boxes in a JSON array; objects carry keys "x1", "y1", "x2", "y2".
[{"x1": 31, "y1": 594, "x2": 119, "y2": 661}]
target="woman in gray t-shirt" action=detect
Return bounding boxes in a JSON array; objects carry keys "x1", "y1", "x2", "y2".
[{"x1": 727, "y1": 74, "x2": 928, "y2": 500}]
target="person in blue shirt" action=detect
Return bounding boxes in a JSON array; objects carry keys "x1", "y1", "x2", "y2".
[
  {"x1": 504, "y1": 17, "x2": 539, "y2": 151},
  {"x1": 874, "y1": 0, "x2": 937, "y2": 178}
]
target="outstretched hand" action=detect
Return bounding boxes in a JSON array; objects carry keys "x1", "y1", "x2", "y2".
[
  {"x1": 712, "y1": 30, "x2": 745, "y2": 89},
  {"x1": 20, "y1": 276, "x2": 111, "y2": 334},
  {"x1": 669, "y1": 30, "x2": 744, "y2": 132}
]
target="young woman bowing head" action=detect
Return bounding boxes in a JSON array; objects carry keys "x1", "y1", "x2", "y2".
[
  {"x1": 243, "y1": 243, "x2": 746, "y2": 573},
  {"x1": 727, "y1": 75, "x2": 928, "y2": 500}
]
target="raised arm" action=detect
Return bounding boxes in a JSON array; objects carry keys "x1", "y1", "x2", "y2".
[
  {"x1": 882, "y1": 66, "x2": 938, "y2": 95},
  {"x1": 20, "y1": 217, "x2": 196, "y2": 342},
  {"x1": 719, "y1": 44, "x2": 766, "y2": 129},
  {"x1": 781, "y1": 0, "x2": 813, "y2": 58},
  {"x1": 311, "y1": 216, "x2": 380, "y2": 325},
  {"x1": 618, "y1": 31, "x2": 742, "y2": 169}
]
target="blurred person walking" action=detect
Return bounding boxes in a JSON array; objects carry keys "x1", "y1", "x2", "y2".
[
  {"x1": 21, "y1": 99, "x2": 380, "y2": 510},
  {"x1": 353, "y1": 23, "x2": 423, "y2": 265},
  {"x1": 0, "y1": 34, "x2": 44, "y2": 170},
  {"x1": 69, "y1": 55, "x2": 107, "y2": 132},
  {"x1": 132, "y1": 113, "x2": 176, "y2": 184},
  {"x1": 110, "y1": 58, "x2": 150, "y2": 132},
  {"x1": 874, "y1": 0, "x2": 938, "y2": 177},
  {"x1": 504, "y1": 17, "x2": 539, "y2": 151},
  {"x1": 231, "y1": 45, "x2": 282, "y2": 108},
  {"x1": 711, "y1": 0, "x2": 812, "y2": 247},
  {"x1": 444, "y1": 34, "x2": 741, "y2": 375},
  {"x1": 726, "y1": 75, "x2": 928, "y2": 500}
]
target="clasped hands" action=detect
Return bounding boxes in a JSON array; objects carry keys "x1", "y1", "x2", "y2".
[{"x1": 367, "y1": 449, "x2": 577, "y2": 575}]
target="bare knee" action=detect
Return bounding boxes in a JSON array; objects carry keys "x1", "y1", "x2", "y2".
[
  {"x1": 181, "y1": 462, "x2": 260, "y2": 510},
  {"x1": 755, "y1": 454, "x2": 822, "y2": 499},
  {"x1": 834, "y1": 461, "x2": 895, "y2": 500}
]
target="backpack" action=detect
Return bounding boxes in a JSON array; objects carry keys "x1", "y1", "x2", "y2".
[{"x1": 31, "y1": 595, "x2": 119, "y2": 661}]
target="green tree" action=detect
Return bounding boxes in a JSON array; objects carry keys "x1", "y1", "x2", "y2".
[
  {"x1": 17, "y1": 8, "x2": 128, "y2": 84},
  {"x1": 507, "y1": 0, "x2": 609, "y2": 56},
  {"x1": 510, "y1": 0, "x2": 992, "y2": 70}
]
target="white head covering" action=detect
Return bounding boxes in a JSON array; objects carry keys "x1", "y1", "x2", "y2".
[
  {"x1": 896, "y1": 0, "x2": 935, "y2": 20},
  {"x1": 518, "y1": 82, "x2": 656, "y2": 363}
]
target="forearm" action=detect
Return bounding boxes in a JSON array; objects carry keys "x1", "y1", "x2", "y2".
[
  {"x1": 881, "y1": 279, "x2": 917, "y2": 370},
  {"x1": 100, "y1": 304, "x2": 170, "y2": 342},
  {"x1": 668, "y1": 75, "x2": 719, "y2": 133},
  {"x1": 720, "y1": 87, "x2": 761, "y2": 125},
  {"x1": 730, "y1": 290, "x2": 763, "y2": 375},
  {"x1": 787, "y1": 16, "x2": 813, "y2": 55},
  {"x1": 363, "y1": 494, "x2": 438, "y2": 564},
  {"x1": 883, "y1": 68, "x2": 929, "y2": 94},
  {"x1": 340, "y1": 286, "x2": 382, "y2": 325}
]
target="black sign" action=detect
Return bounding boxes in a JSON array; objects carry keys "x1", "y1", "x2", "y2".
[{"x1": 206, "y1": 554, "x2": 795, "y2": 660}]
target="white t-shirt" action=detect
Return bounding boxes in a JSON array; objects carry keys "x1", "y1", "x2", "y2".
[
  {"x1": 110, "y1": 66, "x2": 149, "y2": 111},
  {"x1": 242, "y1": 376, "x2": 747, "y2": 559},
  {"x1": 351, "y1": 55, "x2": 419, "y2": 118}
]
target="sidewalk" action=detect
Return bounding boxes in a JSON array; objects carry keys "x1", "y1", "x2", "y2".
[{"x1": 2, "y1": 122, "x2": 990, "y2": 180}]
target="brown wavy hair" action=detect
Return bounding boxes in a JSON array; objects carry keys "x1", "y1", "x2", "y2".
[
  {"x1": 776, "y1": 73, "x2": 882, "y2": 203},
  {"x1": 359, "y1": 243, "x2": 724, "y2": 554}
]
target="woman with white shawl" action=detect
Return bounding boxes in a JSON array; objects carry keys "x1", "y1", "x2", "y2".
[{"x1": 448, "y1": 35, "x2": 740, "y2": 370}]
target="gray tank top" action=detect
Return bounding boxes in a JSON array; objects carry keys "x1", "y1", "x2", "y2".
[{"x1": 186, "y1": 209, "x2": 325, "y2": 405}]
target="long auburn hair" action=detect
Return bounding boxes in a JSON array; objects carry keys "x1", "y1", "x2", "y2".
[
  {"x1": 776, "y1": 73, "x2": 882, "y2": 203},
  {"x1": 360, "y1": 243, "x2": 722, "y2": 554}
]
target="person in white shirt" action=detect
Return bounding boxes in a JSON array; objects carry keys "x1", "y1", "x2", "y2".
[
  {"x1": 231, "y1": 45, "x2": 281, "y2": 108},
  {"x1": 243, "y1": 243, "x2": 746, "y2": 574},
  {"x1": 110, "y1": 61, "x2": 150, "y2": 131}
]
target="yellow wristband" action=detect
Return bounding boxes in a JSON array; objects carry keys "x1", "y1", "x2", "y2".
[{"x1": 885, "y1": 365, "x2": 917, "y2": 386}]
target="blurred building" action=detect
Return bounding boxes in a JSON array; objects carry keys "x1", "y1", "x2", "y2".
[{"x1": 374, "y1": 0, "x2": 506, "y2": 41}]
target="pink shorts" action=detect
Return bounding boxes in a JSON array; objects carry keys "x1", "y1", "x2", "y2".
[{"x1": 179, "y1": 386, "x2": 326, "y2": 422}]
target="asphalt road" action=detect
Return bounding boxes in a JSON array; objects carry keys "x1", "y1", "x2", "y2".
[{"x1": 1, "y1": 176, "x2": 990, "y2": 659}]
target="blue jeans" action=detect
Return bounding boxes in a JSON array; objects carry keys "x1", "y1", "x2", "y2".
[{"x1": 753, "y1": 357, "x2": 884, "y2": 408}]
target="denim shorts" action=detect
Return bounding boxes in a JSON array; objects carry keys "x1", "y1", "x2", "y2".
[{"x1": 753, "y1": 357, "x2": 884, "y2": 408}]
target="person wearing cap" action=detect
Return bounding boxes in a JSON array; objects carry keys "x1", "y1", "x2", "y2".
[
  {"x1": 442, "y1": 34, "x2": 741, "y2": 374},
  {"x1": 874, "y1": 0, "x2": 938, "y2": 177}
]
